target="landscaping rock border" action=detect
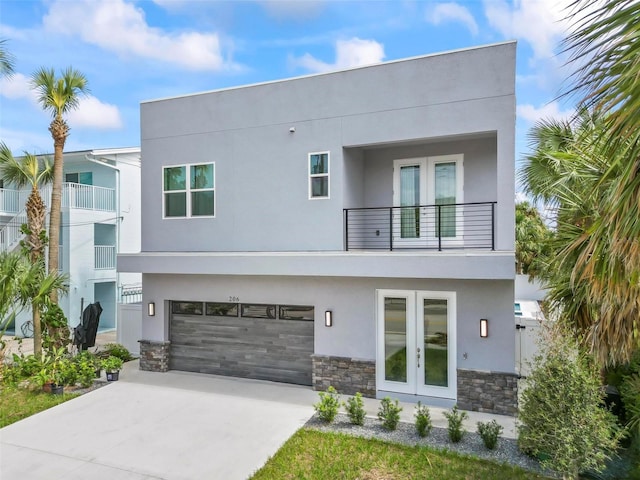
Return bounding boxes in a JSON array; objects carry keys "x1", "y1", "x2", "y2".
[{"x1": 305, "y1": 413, "x2": 551, "y2": 476}]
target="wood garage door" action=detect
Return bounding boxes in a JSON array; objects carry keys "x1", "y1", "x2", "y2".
[{"x1": 169, "y1": 302, "x2": 314, "y2": 386}]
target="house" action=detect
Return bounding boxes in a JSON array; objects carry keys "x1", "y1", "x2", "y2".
[
  {"x1": 118, "y1": 42, "x2": 517, "y2": 415},
  {"x1": 0, "y1": 147, "x2": 141, "y2": 335}
]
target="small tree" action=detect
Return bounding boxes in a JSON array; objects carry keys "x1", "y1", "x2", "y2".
[{"x1": 518, "y1": 326, "x2": 621, "y2": 479}]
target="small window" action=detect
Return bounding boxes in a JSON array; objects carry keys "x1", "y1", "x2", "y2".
[
  {"x1": 279, "y1": 305, "x2": 314, "y2": 321},
  {"x1": 241, "y1": 304, "x2": 276, "y2": 319},
  {"x1": 163, "y1": 163, "x2": 215, "y2": 218},
  {"x1": 206, "y1": 302, "x2": 239, "y2": 317},
  {"x1": 309, "y1": 152, "x2": 329, "y2": 199},
  {"x1": 172, "y1": 301, "x2": 204, "y2": 315},
  {"x1": 65, "y1": 172, "x2": 93, "y2": 185}
]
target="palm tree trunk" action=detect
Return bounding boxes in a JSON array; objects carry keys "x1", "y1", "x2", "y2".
[
  {"x1": 47, "y1": 118, "x2": 66, "y2": 304},
  {"x1": 32, "y1": 307, "x2": 42, "y2": 359}
]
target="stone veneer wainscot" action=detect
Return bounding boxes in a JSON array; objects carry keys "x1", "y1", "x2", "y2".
[
  {"x1": 312, "y1": 355, "x2": 376, "y2": 397},
  {"x1": 139, "y1": 340, "x2": 170, "y2": 372},
  {"x1": 457, "y1": 368, "x2": 518, "y2": 416}
]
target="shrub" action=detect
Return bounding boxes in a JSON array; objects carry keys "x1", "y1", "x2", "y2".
[
  {"x1": 100, "y1": 343, "x2": 133, "y2": 362},
  {"x1": 314, "y1": 386, "x2": 340, "y2": 423},
  {"x1": 517, "y1": 327, "x2": 621, "y2": 479},
  {"x1": 477, "y1": 420, "x2": 503, "y2": 450},
  {"x1": 101, "y1": 356, "x2": 124, "y2": 373},
  {"x1": 57, "y1": 358, "x2": 79, "y2": 387},
  {"x1": 344, "y1": 392, "x2": 366, "y2": 426},
  {"x1": 443, "y1": 405, "x2": 468, "y2": 443},
  {"x1": 73, "y1": 352, "x2": 98, "y2": 387},
  {"x1": 377, "y1": 397, "x2": 402, "y2": 431},
  {"x1": 620, "y1": 372, "x2": 640, "y2": 475},
  {"x1": 414, "y1": 401, "x2": 432, "y2": 437}
]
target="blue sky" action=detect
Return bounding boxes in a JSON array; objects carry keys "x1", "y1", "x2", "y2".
[{"x1": 1, "y1": 0, "x2": 577, "y2": 189}]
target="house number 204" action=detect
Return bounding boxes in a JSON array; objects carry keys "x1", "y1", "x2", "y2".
[{"x1": 229, "y1": 296, "x2": 240, "y2": 302}]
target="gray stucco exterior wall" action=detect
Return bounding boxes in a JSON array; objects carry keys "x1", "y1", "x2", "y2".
[
  {"x1": 142, "y1": 273, "x2": 514, "y2": 374},
  {"x1": 135, "y1": 42, "x2": 515, "y2": 255}
]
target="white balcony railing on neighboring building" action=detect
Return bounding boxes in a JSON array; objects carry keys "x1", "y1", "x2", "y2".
[
  {"x1": 0, "y1": 183, "x2": 116, "y2": 216},
  {"x1": 95, "y1": 245, "x2": 116, "y2": 270},
  {"x1": 0, "y1": 183, "x2": 116, "y2": 254},
  {"x1": 0, "y1": 188, "x2": 28, "y2": 216},
  {"x1": 62, "y1": 183, "x2": 115, "y2": 211}
]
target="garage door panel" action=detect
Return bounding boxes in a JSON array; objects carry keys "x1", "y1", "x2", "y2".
[{"x1": 170, "y1": 311, "x2": 314, "y2": 386}]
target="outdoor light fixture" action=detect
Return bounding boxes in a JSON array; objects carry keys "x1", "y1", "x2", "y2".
[
  {"x1": 325, "y1": 310, "x2": 333, "y2": 327},
  {"x1": 148, "y1": 302, "x2": 156, "y2": 317},
  {"x1": 289, "y1": 126, "x2": 296, "y2": 133},
  {"x1": 480, "y1": 318, "x2": 488, "y2": 338}
]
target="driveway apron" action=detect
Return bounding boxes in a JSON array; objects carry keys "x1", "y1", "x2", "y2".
[{"x1": 0, "y1": 361, "x2": 317, "y2": 480}]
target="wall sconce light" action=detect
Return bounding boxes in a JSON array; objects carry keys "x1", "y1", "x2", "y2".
[
  {"x1": 148, "y1": 302, "x2": 156, "y2": 317},
  {"x1": 325, "y1": 310, "x2": 333, "y2": 327},
  {"x1": 480, "y1": 318, "x2": 488, "y2": 338}
]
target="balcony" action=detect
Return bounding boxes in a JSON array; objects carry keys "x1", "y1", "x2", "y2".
[
  {"x1": 344, "y1": 202, "x2": 496, "y2": 251},
  {"x1": 95, "y1": 245, "x2": 116, "y2": 270},
  {"x1": 0, "y1": 183, "x2": 115, "y2": 216}
]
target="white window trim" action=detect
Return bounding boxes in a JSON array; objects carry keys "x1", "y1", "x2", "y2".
[
  {"x1": 308, "y1": 151, "x2": 330, "y2": 200},
  {"x1": 162, "y1": 162, "x2": 215, "y2": 219}
]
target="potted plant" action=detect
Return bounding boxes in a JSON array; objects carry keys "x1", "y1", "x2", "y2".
[{"x1": 102, "y1": 355, "x2": 124, "y2": 381}]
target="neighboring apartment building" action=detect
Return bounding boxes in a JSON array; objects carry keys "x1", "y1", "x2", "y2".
[
  {"x1": 119, "y1": 42, "x2": 517, "y2": 414},
  {"x1": 0, "y1": 147, "x2": 141, "y2": 335}
]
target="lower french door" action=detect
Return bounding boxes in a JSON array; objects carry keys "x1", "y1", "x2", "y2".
[{"x1": 376, "y1": 290, "x2": 457, "y2": 399}]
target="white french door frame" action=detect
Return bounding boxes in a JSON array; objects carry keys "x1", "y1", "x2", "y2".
[
  {"x1": 392, "y1": 154, "x2": 464, "y2": 248},
  {"x1": 376, "y1": 289, "x2": 457, "y2": 399},
  {"x1": 392, "y1": 158, "x2": 427, "y2": 248}
]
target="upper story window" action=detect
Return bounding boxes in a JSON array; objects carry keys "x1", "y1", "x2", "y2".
[
  {"x1": 163, "y1": 163, "x2": 215, "y2": 218},
  {"x1": 65, "y1": 172, "x2": 93, "y2": 185},
  {"x1": 309, "y1": 152, "x2": 329, "y2": 199}
]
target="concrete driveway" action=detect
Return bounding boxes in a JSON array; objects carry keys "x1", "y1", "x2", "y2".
[{"x1": 0, "y1": 361, "x2": 317, "y2": 480}]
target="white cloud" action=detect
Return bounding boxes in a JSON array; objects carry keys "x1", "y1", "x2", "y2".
[
  {"x1": 67, "y1": 96, "x2": 123, "y2": 129},
  {"x1": 293, "y1": 37, "x2": 385, "y2": 73},
  {"x1": 43, "y1": 0, "x2": 230, "y2": 71},
  {"x1": 0, "y1": 73, "x2": 37, "y2": 102},
  {"x1": 517, "y1": 101, "x2": 574, "y2": 125},
  {"x1": 426, "y1": 3, "x2": 479, "y2": 36},
  {"x1": 483, "y1": 0, "x2": 570, "y2": 60}
]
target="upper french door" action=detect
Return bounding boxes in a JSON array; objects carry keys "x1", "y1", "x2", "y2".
[
  {"x1": 392, "y1": 155, "x2": 464, "y2": 248},
  {"x1": 376, "y1": 290, "x2": 457, "y2": 399}
]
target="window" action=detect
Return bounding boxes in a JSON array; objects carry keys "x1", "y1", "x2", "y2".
[
  {"x1": 206, "y1": 302, "x2": 239, "y2": 317},
  {"x1": 163, "y1": 163, "x2": 215, "y2": 218},
  {"x1": 65, "y1": 172, "x2": 93, "y2": 185},
  {"x1": 309, "y1": 152, "x2": 329, "y2": 199},
  {"x1": 278, "y1": 305, "x2": 314, "y2": 321},
  {"x1": 172, "y1": 302, "x2": 204, "y2": 315},
  {"x1": 241, "y1": 304, "x2": 276, "y2": 319}
]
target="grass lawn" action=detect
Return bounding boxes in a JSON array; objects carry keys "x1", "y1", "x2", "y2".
[
  {"x1": 0, "y1": 385, "x2": 79, "y2": 428},
  {"x1": 250, "y1": 429, "x2": 548, "y2": 480}
]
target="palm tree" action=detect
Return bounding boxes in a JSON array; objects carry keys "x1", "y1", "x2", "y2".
[
  {"x1": 558, "y1": 0, "x2": 640, "y2": 364},
  {"x1": 30, "y1": 67, "x2": 88, "y2": 301},
  {"x1": 520, "y1": 110, "x2": 639, "y2": 365},
  {"x1": 0, "y1": 143, "x2": 54, "y2": 357},
  {"x1": 0, "y1": 252, "x2": 67, "y2": 360},
  {"x1": 0, "y1": 38, "x2": 15, "y2": 78},
  {"x1": 515, "y1": 201, "x2": 551, "y2": 278}
]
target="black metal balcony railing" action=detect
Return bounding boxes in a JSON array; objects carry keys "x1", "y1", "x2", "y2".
[{"x1": 344, "y1": 202, "x2": 496, "y2": 251}]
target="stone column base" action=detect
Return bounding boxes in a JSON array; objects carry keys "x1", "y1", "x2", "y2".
[
  {"x1": 139, "y1": 340, "x2": 170, "y2": 372},
  {"x1": 457, "y1": 368, "x2": 518, "y2": 416},
  {"x1": 312, "y1": 355, "x2": 376, "y2": 397}
]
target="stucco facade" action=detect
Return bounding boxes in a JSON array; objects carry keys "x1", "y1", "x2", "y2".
[{"x1": 119, "y1": 42, "x2": 517, "y2": 413}]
